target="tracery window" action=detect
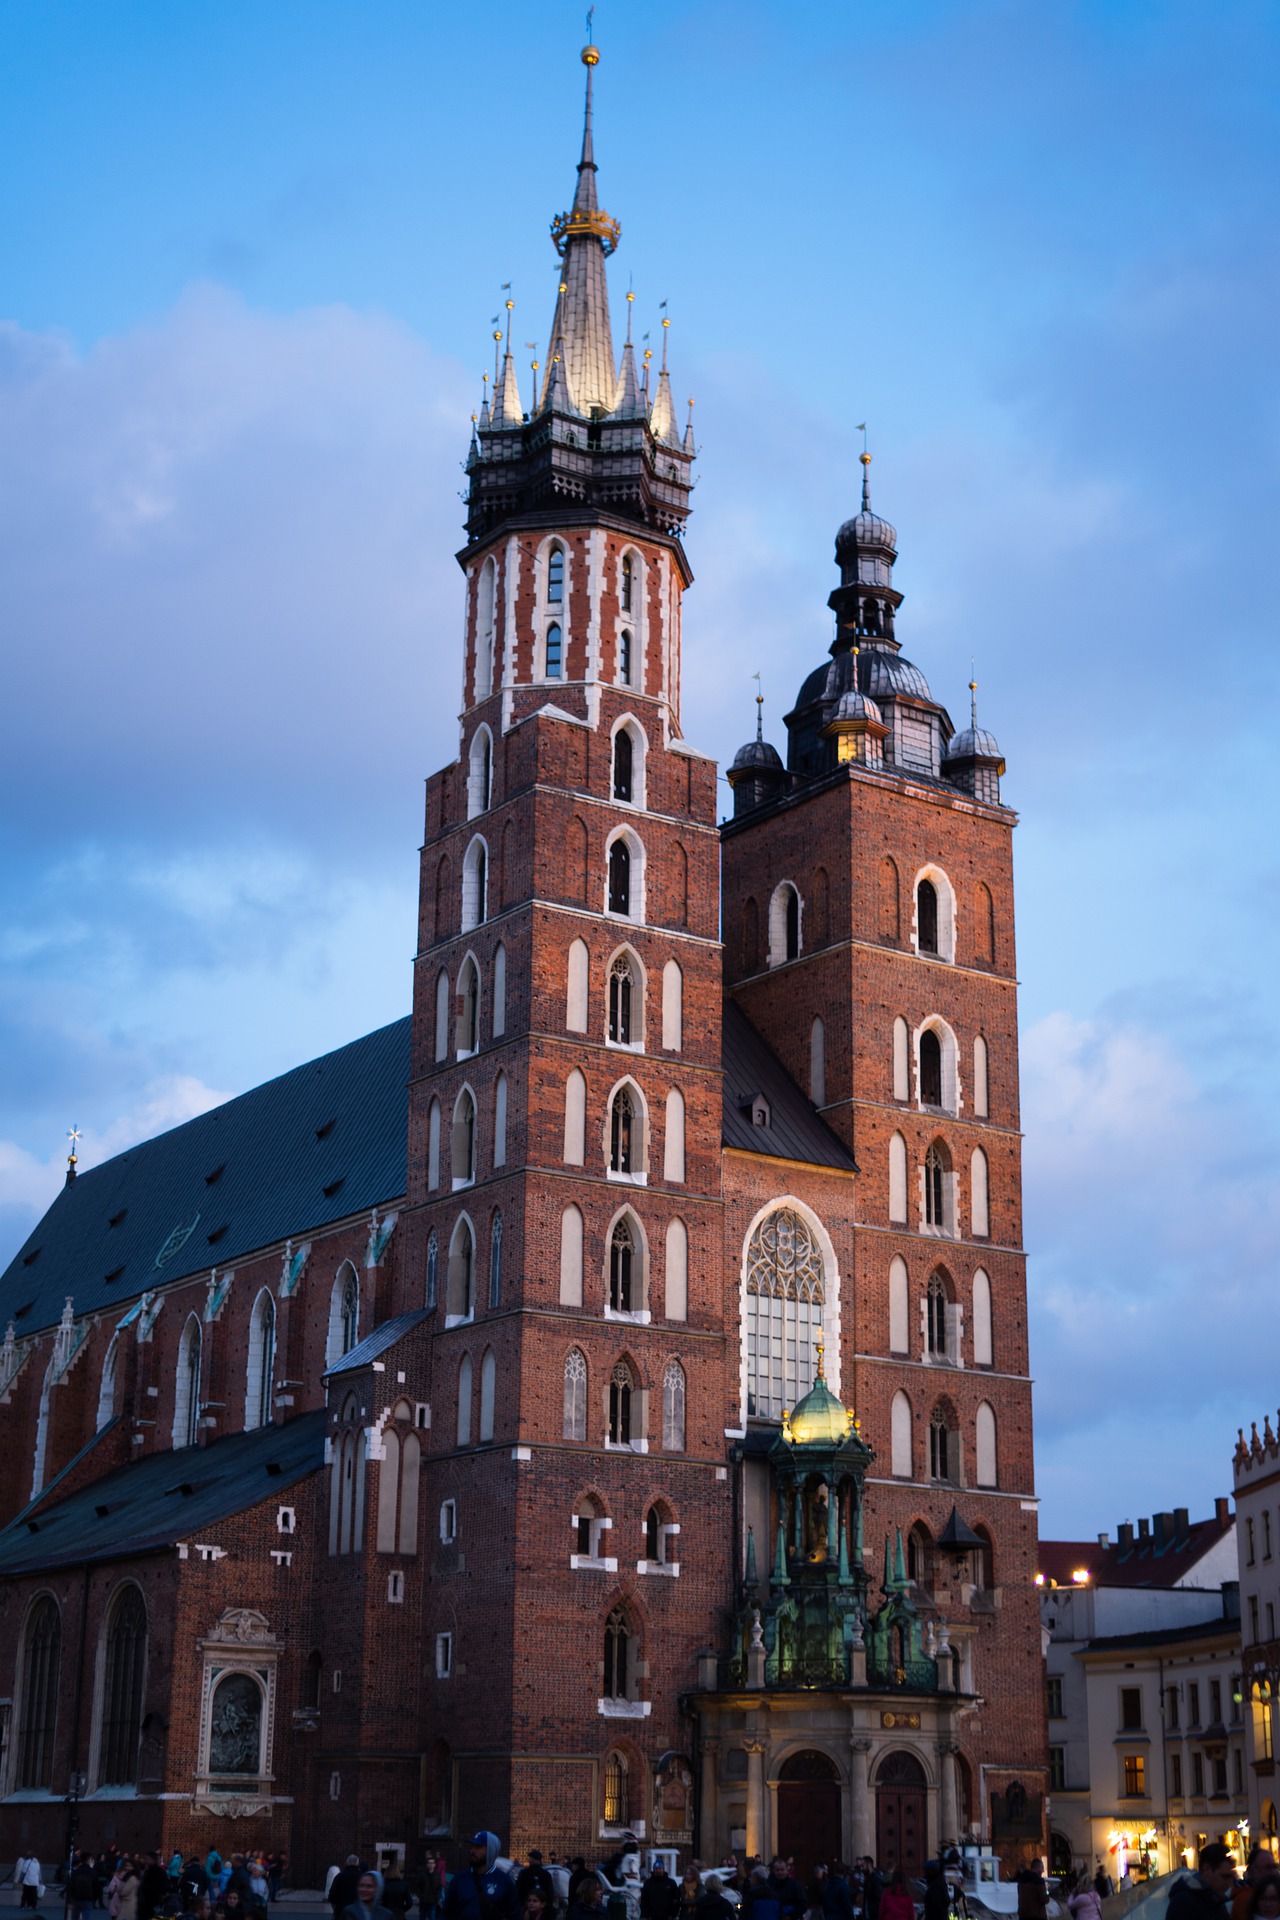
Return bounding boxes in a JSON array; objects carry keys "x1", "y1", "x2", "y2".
[
  {"x1": 610, "y1": 1088, "x2": 636, "y2": 1174},
  {"x1": 929, "y1": 1409, "x2": 955, "y2": 1483},
  {"x1": 340, "y1": 1268, "x2": 359, "y2": 1353},
  {"x1": 926, "y1": 1273, "x2": 948, "y2": 1359},
  {"x1": 662, "y1": 1360, "x2": 686, "y2": 1452},
  {"x1": 563, "y1": 1348, "x2": 587, "y2": 1442},
  {"x1": 14, "y1": 1596, "x2": 61, "y2": 1790},
  {"x1": 99, "y1": 1585, "x2": 147, "y2": 1787},
  {"x1": 604, "y1": 1749, "x2": 629, "y2": 1824},
  {"x1": 174, "y1": 1314, "x2": 202, "y2": 1447},
  {"x1": 246, "y1": 1290, "x2": 276, "y2": 1430},
  {"x1": 620, "y1": 628, "x2": 633, "y2": 685},
  {"x1": 603, "y1": 1607, "x2": 632, "y2": 1698},
  {"x1": 608, "y1": 1362, "x2": 633, "y2": 1445},
  {"x1": 924, "y1": 1144, "x2": 946, "y2": 1229},
  {"x1": 621, "y1": 552, "x2": 634, "y2": 613},
  {"x1": 609, "y1": 1220, "x2": 635, "y2": 1312},
  {"x1": 425, "y1": 1229, "x2": 438, "y2": 1310},
  {"x1": 488, "y1": 1212, "x2": 503, "y2": 1309},
  {"x1": 609, "y1": 955, "x2": 635, "y2": 1044},
  {"x1": 744, "y1": 1208, "x2": 825, "y2": 1420}
]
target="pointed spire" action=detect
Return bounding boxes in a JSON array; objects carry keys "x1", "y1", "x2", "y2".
[
  {"x1": 491, "y1": 297, "x2": 523, "y2": 426},
  {"x1": 650, "y1": 312, "x2": 681, "y2": 444},
  {"x1": 860, "y1": 447, "x2": 873, "y2": 511},
  {"x1": 547, "y1": 42, "x2": 620, "y2": 415},
  {"x1": 970, "y1": 670, "x2": 979, "y2": 730},
  {"x1": 773, "y1": 1521, "x2": 791, "y2": 1588},
  {"x1": 479, "y1": 370, "x2": 491, "y2": 429},
  {"x1": 613, "y1": 288, "x2": 644, "y2": 415},
  {"x1": 683, "y1": 395, "x2": 696, "y2": 456}
]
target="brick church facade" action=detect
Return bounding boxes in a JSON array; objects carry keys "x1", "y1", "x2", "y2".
[{"x1": 0, "y1": 44, "x2": 1046, "y2": 1883}]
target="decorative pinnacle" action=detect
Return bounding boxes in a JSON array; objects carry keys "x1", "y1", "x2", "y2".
[
  {"x1": 860, "y1": 448, "x2": 873, "y2": 511},
  {"x1": 815, "y1": 1329, "x2": 826, "y2": 1380},
  {"x1": 970, "y1": 671, "x2": 979, "y2": 730}
]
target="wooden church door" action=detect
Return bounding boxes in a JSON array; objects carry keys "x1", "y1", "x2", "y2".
[
  {"x1": 776, "y1": 1749, "x2": 842, "y2": 1879},
  {"x1": 875, "y1": 1750, "x2": 928, "y2": 1877}
]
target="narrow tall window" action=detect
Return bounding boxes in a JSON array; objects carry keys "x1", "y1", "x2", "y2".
[
  {"x1": 488, "y1": 1213, "x2": 503, "y2": 1310},
  {"x1": 434, "y1": 968, "x2": 450, "y2": 1062},
  {"x1": 891, "y1": 1391, "x2": 913, "y2": 1477},
  {"x1": 622, "y1": 552, "x2": 634, "y2": 612},
  {"x1": 665, "y1": 1217, "x2": 688, "y2": 1321},
  {"x1": 563, "y1": 1348, "x2": 587, "y2": 1442},
  {"x1": 447, "y1": 1221, "x2": 475, "y2": 1321},
  {"x1": 929, "y1": 1412, "x2": 952, "y2": 1482},
  {"x1": 662, "y1": 1360, "x2": 686, "y2": 1452},
  {"x1": 174, "y1": 1315, "x2": 202, "y2": 1447},
  {"x1": 609, "y1": 1220, "x2": 635, "y2": 1313},
  {"x1": 610, "y1": 1088, "x2": 635, "y2": 1174},
  {"x1": 492, "y1": 943, "x2": 507, "y2": 1038},
  {"x1": 452, "y1": 1091, "x2": 476, "y2": 1184},
  {"x1": 785, "y1": 887, "x2": 800, "y2": 961},
  {"x1": 479, "y1": 1350, "x2": 496, "y2": 1443},
  {"x1": 545, "y1": 622, "x2": 563, "y2": 678},
  {"x1": 428, "y1": 1098, "x2": 441, "y2": 1189},
  {"x1": 926, "y1": 1274, "x2": 947, "y2": 1358},
  {"x1": 564, "y1": 1068, "x2": 587, "y2": 1165},
  {"x1": 620, "y1": 628, "x2": 633, "y2": 685},
  {"x1": 810, "y1": 1016, "x2": 826, "y2": 1105},
  {"x1": 925, "y1": 1144, "x2": 946, "y2": 1228},
  {"x1": 493, "y1": 1073, "x2": 507, "y2": 1169},
  {"x1": 456, "y1": 956, "x2": 479, "y2": 1054},
  {"x1": 613, "y1": 730, "x2": 634, "y2": 802},
  {"x1": 604, "y1": 1751, "x2": 629, "y2": 1825},
  {"x1": 608, "y1": 1364, "x2": 633, "y2": 1445},
  {"x1": 603, "y1": 1607, "x2": 631, "y2": 1698},
  {"x1": 609, "y1": 956, "x2": 633, "y2": 1043},
  {"x1": 425, "y1": 1229, "x2": 438, "y2": 1310},
  {"x1": 456, "y1": 1354, "x2": 473, "y2": 1446},
  {"x1": 917, "y1": 878, "x2": 939, "y2": 954},
  {"x1": 247, "y1": 1290, "x2": 276, "y2": 1430},
  {"x1": 608, "y1": 840, "x2": 631, "y2": 915},
  {"x1": 547, "y1": 545, "x2": 564, "y2": 603},
  {"x1": 920, "y1": 1029, "x2": 942, "y2": 1106},
  {"x1": 14, "y1": 1597, "x2": 61, "y2": 1790}
]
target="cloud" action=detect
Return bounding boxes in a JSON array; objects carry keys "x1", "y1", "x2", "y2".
[{"x1": 0, "y1": 285, "x2": 471, "y2": 851}]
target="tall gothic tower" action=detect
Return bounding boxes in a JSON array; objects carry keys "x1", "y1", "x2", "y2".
[{"x1": 402, "y1": 44, "x2": 727, "y2": 1846}]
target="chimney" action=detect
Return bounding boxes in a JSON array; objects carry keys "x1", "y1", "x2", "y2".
[
  {"x1": 1174, "y1": 1507, "x2": 1190, "y2": 1536},
  {"x1": 1118, "y1": 1522, "x2": 1135, "y2": 1553},
  {"x1": 1154, "y1": 1511, "x2": 1174, "y2": 1547},
  {"x1": 1138, "y1": 1517, "x2": 1151, "y2": 1542},
  {"x1": 1216, "y1": 1496, "x2": 1232, "y2": 1528},
  {"x1": 1097, "y1": 1532, "x2": 1110, "y2": 1548}
]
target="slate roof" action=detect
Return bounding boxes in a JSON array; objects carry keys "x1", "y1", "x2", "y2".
[
  {"x1": 326, "y1": 1310, "x2": 432, "y2": 1377},
  {"x1": 1039, "y1": 1510, "x2": 1235, "y2": 1589},
  {"x1": 0, "y1": 1410, "x2": 326, "y2": 1577},
  {"x1": 0, "y1": 1019, "x2": 411, "y2": 1340},
  {"x1": 721, "y1": 1001, "x2": 856, "y2": 1172},
  {"x1": 1080, "y1": 1614, "x2": 1238, "y2": 1656}
]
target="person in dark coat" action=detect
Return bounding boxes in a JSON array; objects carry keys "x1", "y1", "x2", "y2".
[
  {"x1": 443, "y1": 1836, "x2": 518, "y2": 1920},
  {"x1": 697, "y1": 1879, "x2": 735, "y2": 1920},
  {"x1": 516, "y1": 1857, "x2": 557, "y2": 1917},
  {"x1": 1167, "y1": 1846, "x2": 1237, "y2": 1920},
  {"x1": 566, "y1": 1869, "x2": 593, "y2": 1912},
  {"x1": 330, "y1": 1864, "x2": 365, "y2": 1919},
  {"x1": 568, "y1": 1878, "x2": 604, "y2": 1920},
  {"x1": 140, "y1": 1858, "x2": 172, "y2": 1920},
  {"x1": 821, "y1": 1868, "x2": 854, "y2": 1920},
  {"x1": 741, "y1": 1860, "x2": 807, "y2": 1920},
  {"x1": 641, "y1": 1864, "x2": 680, "y2": 1920},
  {"x1": 923, "y1": 1867, "x2": 950, "y2": 1920},
  {"x1": 68, "y1": 1855, "x2": 99, "y2": 1920},
  {"x1": 382, "y1": 1872, "x2": 414, "y2": 1920}
]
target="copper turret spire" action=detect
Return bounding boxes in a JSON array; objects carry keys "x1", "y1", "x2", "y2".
[{"x1": 546, "y1": 42, "x2": 620, "y2": 415}]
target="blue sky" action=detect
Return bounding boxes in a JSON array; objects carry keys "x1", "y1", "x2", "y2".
[{"x1": 2, "y1": 0, "x2": 1277, "y2": 1537}]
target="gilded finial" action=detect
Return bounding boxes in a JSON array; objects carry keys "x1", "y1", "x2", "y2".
[
  {"x1": 781, "y1": 1408, "x2": 793, "y2": 1441},
  {"x1": 67, "y1": 1125, "x2": 81, "y2": 1169},
  {"x1": 969, "y1": 666, "x2": 978, "y2": 731},
  {"x1": 815, "y1": 1329, "x2": 826, "y2": 1380},
  {"x1": 752, "y1": 671, "x2": 763, "y2": 742},
  {"x1": 582, "y1": 6, "x2": 598, "y2": 63}
]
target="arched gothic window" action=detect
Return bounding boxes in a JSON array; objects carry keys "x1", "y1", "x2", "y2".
[
  {"x1": 603, "y1": 1607, "x2": 632, "y2": 1699},
  {"x1": 427, "y1": 1099, "x2": 441, "y2": 1188},
  {"x1": 929, "y1": 1407, "x2": 956, "y2": 1483},
  {"x1": 604, "y1": 1749, "x2": 629, "y2": 1825},
  {"x1": 547, "y1": 545, "x2": 564, "y2": 603},
  {"x1": 174, "y1": 1315, "x2": 202, "y2": 1448},
  {"x1": 621, "y1": 552, "x2": 634, "y2": 613},
  {"x1": 608, "y1": 1362, "x2": 633, "y2": 1446},
  {"x1": 926, "y1": 1273, "x2": 948, "y2": 1359},
  {"x1": 447, "y1": 1220, "x2": 475, "y2": 1322},
  {"x1": 613, "y1": 729, "x2": 633, "y2": 802},
  {"x1": 620, "y1": 628, "x2": 633, "y2": 685},
  {"x1": 98, "y1": 1585, "x2": 147, "y2": 1787},
  {"x1": 744, "y1": 1208, "x2": 825, "y2": 1420},
  {"x1": 461, "y1": 841, "x2": 488, "y2": 932},
  {"x1": 662, "y1": 1360, "x2": 686, "y2": 1452},
  {"x1": 609, "y1": 1219, "x2": 635, "y2": 1313},
  {"x1": 456, "y1": 955, "x2": 479, "y2": 1054},
  {"x1": 452, "y1": 1090, "x2": 476, "y2": 1185},
  {"x1": 14, "y1": 1596, "x2": 61, "y2": 1790},
  {"x1": 246, "y1": 1290, "x2": 276, "y2": 1430},
  {"x1": 610, "y1": 1087, "x2": 636, "y2": 1174},
  {"x1": 340, "y1": 1267, "x2": 359, "y2": 1353},
  {"x1": 786, "y1": 887, "x2": 800, "y2": 960},
  {"x1": 563, "y1": 1348, "x2": 587, "y2": 1442},
  {"x1": 609, "y1": 955, "x2": 635, "y2": 1044},
  {"x1": 768, "y1": 882, "x2": 801, "y2": 967},
  {"x1": 545, "y1": 622, "x2": 563, "y2": 678},
  {"x1": 917, "y1": 878, "x2": 939, "y2": 954},
  {"x1": 608, "y1": 839, "x2": 631, "y2": 916},
  {"x1": 907, "y1": 1524, "x2": 934, "y2": 1594},
  {"x1": 925, "y1": 1143, "x2": 947, "y2": 1229},
  {"x1": 920, "y1": 1029, "x2": 942, "y2": 1107}
]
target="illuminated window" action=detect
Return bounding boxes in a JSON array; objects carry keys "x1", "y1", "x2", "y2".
[
  {"x1": 604, "y1": 1750, "x2": 629, "y2": 1825},
  {"x1": 1123, "y1": 1753, "x2": 1146, "y2": 1796}
]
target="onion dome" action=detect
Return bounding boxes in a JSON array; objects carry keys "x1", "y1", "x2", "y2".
[
  {"x1": 943, "y1": 680, "x2": 1006, "y2": 804},
  {"x1": 727, "y1": 694, "x2": 786, "y2": 817},
  {"x1": 835, "y1": 451, "x2": 898, "y2": 569},
  {"x1": 730, "y1": 735, "x2": 784, "y2": 776},
  {"x1": 943, "y1": 723, "x2": 1003, "y2": 766},
  {"x1": 831, "y1": 688, "x2": 883, "y2": 727},
  {"x1": 783, "y1": 1338, "x2": 856, "y2": 1446},
  {"x1": 860, "y1": 650, "x2": 932, "y2": 702}
]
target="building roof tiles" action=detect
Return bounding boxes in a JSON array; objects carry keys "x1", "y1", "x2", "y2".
[{"x1": 721, "y1": 1001, "x2": 856, "y2": 1172}]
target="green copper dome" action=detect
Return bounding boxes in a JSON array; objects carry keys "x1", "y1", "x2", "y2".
[{"x1": 786, "y1": 1346, "x2": 856, "y2": 1446}]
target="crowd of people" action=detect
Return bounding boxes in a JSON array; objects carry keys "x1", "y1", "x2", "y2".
[{"x1": 8, "y1": 1849, "x2": 287, "y2": 1920}]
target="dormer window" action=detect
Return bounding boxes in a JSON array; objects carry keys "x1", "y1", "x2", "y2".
[
  {"x1": 748, "y1": 1094, "x2": 771, "y2": 1129},
  {"x1": 547, "y1": 546, "x2": 564, "y2": 604}
]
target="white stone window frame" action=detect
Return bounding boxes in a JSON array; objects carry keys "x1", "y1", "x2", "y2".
[
  {"x1": 638, "y1": 1518, "x2": 681, "y2": 1576},
  {"x1": 460, "y1": 836, "x2": 489, "y2": 935},
  {"x1": 193, "y1": 1611, "x2": 280, "y2": 1814},
  {"x1": 919, "y1": 1142, "x2": 960, "y2": 1240},
  {"x1": 604, "y1": 942, "x2": 647, "y2": 1054},
  {"x1": 736, "y1": 1194, "x2": 843, "y2": 1431},
  {"x1": 570, "y1": 1510, "x2": 617, "y2": 1571},
  {"x1": 912, "y1": 863, "x2": 957, "y2": 965},
  {"x1": 614, "y1": 544, "x2": 647, "y2": 694},
  {"x1": 466, "y1": 723, "x2": 494, "y2": 820},
  {"x1": 537, "y1": 535, "x2": 571, "y2": 683},
  {"x1": 439, "y1": 1497, "x2": 457, "y2": 1544},
  {"x1": 603, "y1": 824, "x2": 646, "y2": 926},
  {"x1": 435, "y1": 1631, "x2": 453, "y2": 1679},
  {"x1": 443, "y1": 1212, "x2": 477, "y2": 1329},
  {"x1": 454, "y1": 950, "x2": 482, "y2": 1061},
  {"x1": 471, "y1": 555, "x2": 497, "y2": 706},
  {"x1": 608, "y1": 712, "x2": 649, "y2": 813},
  {"x1": 450, "y1": 1085, "x2": 478, "y2": 1192},
  {"x1": 604, "y1": 1077, "x2": 650, "y2": 1187},
  {"x1": 914, "y1": 1015, "x2": 962, "y2": 1117},
  {"x1": 767, "y1": 880, "x2": 803, "y2": 970}
]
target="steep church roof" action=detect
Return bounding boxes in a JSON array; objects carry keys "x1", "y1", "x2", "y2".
[
  {"x1": 721, "y1": 1002, "x2": 856, "y2": 1171},
  {"x1": 0, "y1": 1409, "x2": 326, "y2": 1576},
  {"x1": 0, "y1": 1019, "x2": 411, "y2": 1338}
]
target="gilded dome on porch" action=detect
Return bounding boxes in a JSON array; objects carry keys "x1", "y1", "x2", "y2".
[{"x1": 785, "y1": 1337, "x2": 855, "y2": 1445}]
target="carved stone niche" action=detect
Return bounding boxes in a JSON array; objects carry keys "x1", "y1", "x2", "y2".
[{"x1": 193, "y1": 1609, "x2": 283, "y2": 1816}]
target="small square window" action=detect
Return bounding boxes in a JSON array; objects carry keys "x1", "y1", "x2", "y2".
[
  {"x1": 436, "y1": 1632, "x2": 453, "y2": 1679},
  {"x1": 415, "y1": 1403, "x2": 430, "y2": 1429},
  {"x1": 440, "y1": 1498, "x2": 457, "y2": 1544}
]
